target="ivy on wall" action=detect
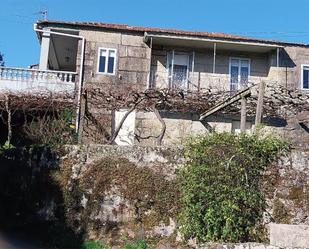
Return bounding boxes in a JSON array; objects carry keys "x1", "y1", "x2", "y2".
[{"x1": 177, "y1": 132, "x2": 288, "y2": 243}]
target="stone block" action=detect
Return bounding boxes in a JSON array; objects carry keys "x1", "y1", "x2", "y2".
[
  {"x1": 118, "y1": 57, "x2": 149, "y2": 72},
  {"x1": 119, "y1": 46, "x2": 127, "y2": 57},
  {"x1": 81, "y1": 30, "x2": 121, "y2": 44},
  {"x1": 270, "y1": 223, "x2": 309, "y2": 248},
  {"x1": 121, "y1": 34, "x2": 144, "y2": 46},
  {"x1": 127, "y1": 46, "x2": 147, "y2": 58}
]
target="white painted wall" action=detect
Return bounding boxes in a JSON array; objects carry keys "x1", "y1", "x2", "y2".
[
  {"x1": 0, "y1": 79, "x2": 75, "y2": 93},
  {"x1": 114, "y1": 110, "x2": 136, "y2": 146}
]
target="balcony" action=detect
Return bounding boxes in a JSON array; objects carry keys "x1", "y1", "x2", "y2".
[
  {"x1": 149, "y1": 69, "x2": 258, "y2": 93},
  {"x1": 0, "y1": 67, "x2": 76, "y2": 93}
]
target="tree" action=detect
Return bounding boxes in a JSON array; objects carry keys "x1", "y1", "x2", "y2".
[{"x1": 0, "y1": 52, "x2": 4, "y2": 66}]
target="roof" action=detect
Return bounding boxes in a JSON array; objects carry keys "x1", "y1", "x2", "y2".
[{"x1": 36, "y1": 20, "x2": 309, "y2": 48}]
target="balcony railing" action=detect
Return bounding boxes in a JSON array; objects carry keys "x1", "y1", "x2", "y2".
[
  {"x1": 149, "y1": 69, "x2": 260, "y2": 92},
  {"x1": 0, "y1": 66, "x2": 77, "y2": 93},
  {"x1": 0, "y1": 67, "x2": 76, "y2": 84}
]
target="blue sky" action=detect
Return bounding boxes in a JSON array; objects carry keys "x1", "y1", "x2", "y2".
[{"x1": 1, "y1": 0, "x2": 309, "y2": 67}]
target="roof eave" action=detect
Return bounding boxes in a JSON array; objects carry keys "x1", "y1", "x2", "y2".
[{"x1": 144, "y1": 32, "x2": 284, "y2": 49}]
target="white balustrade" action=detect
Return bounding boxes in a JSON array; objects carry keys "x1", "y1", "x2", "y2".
[{"x1": 0, "y1": 66, "x2": 77, "y2": 84}]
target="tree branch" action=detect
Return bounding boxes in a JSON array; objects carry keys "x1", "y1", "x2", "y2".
[
  {"x1": 109, "y1": 98, "x2": 144, "y2": 144},
  {"x1": 151, "y1": 106, "x2": 166, "y2": 146}
]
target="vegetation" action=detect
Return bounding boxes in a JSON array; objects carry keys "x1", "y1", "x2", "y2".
[
  {"x1": 124, "y1": 240, "x2": 150, "y2": 249},
  {"x1": 22, "y1": 108, "x2": 77, "y2": 147},
  {"x1": 51, "y1": 156, "x2": 180, "y2": 244},
  {"x1": 177, "y1": 132, "x2": 288, "y2": 243},
  {"x1": 82, "y1": 241, "x2": 106, "y2": 249},
  {"x1": 81, "y1": 239, "x2": 150, "y2": 249}
]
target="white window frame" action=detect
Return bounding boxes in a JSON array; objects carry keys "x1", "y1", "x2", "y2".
[
  {"x1": 229, "y1": 57, "x2": 251, "y2": 89},
  {"x1": 301, "y1": 64, "x2": 309, "y2": 90},
  {"x1": 166, "y1": 50, "x2": 190, "y2": 89},
  {"x1": 97, "y1": 47, "x2": 117, "y2": 75}
]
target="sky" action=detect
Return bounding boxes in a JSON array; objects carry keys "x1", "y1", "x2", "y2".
[{"x1": 1, "y1": 0, "x2": 309, "y2": 67}]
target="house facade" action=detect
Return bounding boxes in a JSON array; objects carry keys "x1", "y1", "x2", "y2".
[
  {"x1": 1, "y1": 20, "x2": 309, "y2": 145},
  {"x1": 33, "y1": 20, "x2": 309, "y2": 92}
]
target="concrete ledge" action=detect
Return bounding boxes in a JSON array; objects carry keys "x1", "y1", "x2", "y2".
[
  {"x1": 198, "y1": 243, "x2": 284, "y2": 249},
  {"x1": 270, "y1": 223, "x2": 309, "y2": 248}
]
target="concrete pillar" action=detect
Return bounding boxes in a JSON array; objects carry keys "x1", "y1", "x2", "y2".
[{"x1": 39, "y1": 32, "x2": 51, "y2": 70}]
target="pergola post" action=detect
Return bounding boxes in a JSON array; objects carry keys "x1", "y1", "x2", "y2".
[
  {"x1": 171, "y1": 49, "x2": 175, "y2": 84},
  {"x1": 255, "y1": 81, "x2": 266, "y2": 126},
  {"x1": 240, "y1": 96, "x2": 247, "y2": 133},
  {"x1": 276, "y1": 47, "x2": 280, "y2": 82}
]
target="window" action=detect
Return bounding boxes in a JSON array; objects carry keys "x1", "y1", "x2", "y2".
[
  {"x1": 167, "y1": 51, "x2": 190, "y2": 89},
  {"x1": 97, "y1": 48, "x2": 116, "y2": 74},
  {"x1": 301, "y1": 65, "x2": 309, "y2": 90},
  {"x1": 229, "y1": 58, "x2": 250, "y2": 91}
]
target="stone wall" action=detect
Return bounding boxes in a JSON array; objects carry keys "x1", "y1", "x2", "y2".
[
  {"x1": 78, "y1": 30, "x2": 150, "y2": 89},
  {"x1": 135, "y1": 111, "x2": 253, "y2": 146},
  {"x1": 1, "y1": 145, "x2": 308, "y2": 248},
  {"x1": 60, "y1": 145, "x2": 309, "y2": 247},
  {"x1": 61, "y1": 145, "x2": 183, "y2": 246},
  {"x1": 81, "y1": 82, "x2": 309, "y2": 146}
]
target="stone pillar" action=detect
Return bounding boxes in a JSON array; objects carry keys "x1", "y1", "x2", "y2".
[{"x1": 39, "y1": 31, "x2": 50, "y2": 70}]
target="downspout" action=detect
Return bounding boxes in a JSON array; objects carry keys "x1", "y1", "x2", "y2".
[{"x1": 34, "y1": 24, "x2": 85, "y2": 135}]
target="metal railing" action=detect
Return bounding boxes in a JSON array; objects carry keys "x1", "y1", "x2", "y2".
[
  {"x1": 0, "y1": 67, "x2": 77, "y2": 84},
  {"x1": 149, "y1": 69, "x2": 260, "y2": 92}
]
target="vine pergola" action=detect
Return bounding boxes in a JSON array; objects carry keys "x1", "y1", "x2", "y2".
[{"x1": 0, "y1": 82, "x2": 308, "y2": 146}]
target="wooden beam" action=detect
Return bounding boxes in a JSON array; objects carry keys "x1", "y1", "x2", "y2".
[
  {"x1": 240, "y1": 96, "x2": 247, "y2": 133},
  {"x1": 255, "y1": 81, "x2": 266, "y2": 126},
  {"x1": 199, "y1": 87, "x2": 251, "y2": 120},
  {"x1": 77, "y1": 94, "x2": 86, "y2": 144}
]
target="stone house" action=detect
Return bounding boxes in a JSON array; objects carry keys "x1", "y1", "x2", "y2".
[{"x1": 1, "y1": 20, "x2": 309, "y2": 145}]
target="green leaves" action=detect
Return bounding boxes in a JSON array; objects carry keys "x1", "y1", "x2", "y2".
[
  {"x1": 177, "y1": 132, "x2": 288, "y2": 243},
  {"x1": 124, "y1": 240, "x2": 150, "y2": 249}
]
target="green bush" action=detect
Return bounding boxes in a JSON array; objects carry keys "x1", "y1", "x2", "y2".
[
  {"x1": 82, "y1": 241, "x2": 107, "y2": 249},
  {"x1": 177, "y1": 132, "x2": 288, "y2": 243},
  {"x1": 124, "y1": 240, "x2": 150, "y2": 249}
]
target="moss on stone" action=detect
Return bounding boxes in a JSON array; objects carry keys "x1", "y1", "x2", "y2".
[
  {"x1": 55, "y1": 156, "x2": 180, "y2": 245},
  {"x1": 288, "y1": 186, "x2": 304, "y2": 207},
  {"x1": 272, "y1": 198, "x2": 291, "y2": 224}
]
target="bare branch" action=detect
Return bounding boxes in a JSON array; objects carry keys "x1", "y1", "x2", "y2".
[{"x1": 151, "y1": 106, "x2": 166, "y2": 146}]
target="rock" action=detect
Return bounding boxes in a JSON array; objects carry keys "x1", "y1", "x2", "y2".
[{"x1": 270, "y1": 223, "x2": 309, "y2": 248}]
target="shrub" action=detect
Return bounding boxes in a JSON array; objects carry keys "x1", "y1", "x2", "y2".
[
  {"x1": 82, "y1": 241, "x2": 107, "y2": 249},
  {"x1": 22, "y1": 108, "x2": 77, "y2": 147},
  {"x1": 177, "y1": 132, "x2": 288, "y2": 243},
  {"x1": 124, "y1": 240, "x2": 150, "y2": 249}
]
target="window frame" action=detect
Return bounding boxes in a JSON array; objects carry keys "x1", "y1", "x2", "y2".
[
  {"x1": 301, "y1": 64, "x2": 309, "y2": 90},
  {"x1": 166, "y1": 50, "x2": 190, "y2": 89},
  {"x1": 229, "y1": 57, "x2": 251, "y2": 89},
  {"x1": 97, "y1": 47, "x2": 117, "y2": 75}
]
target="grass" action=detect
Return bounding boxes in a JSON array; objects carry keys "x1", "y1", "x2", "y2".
[{"x1": 81, "y1": 241, "x2": 107, "y2": 249}]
